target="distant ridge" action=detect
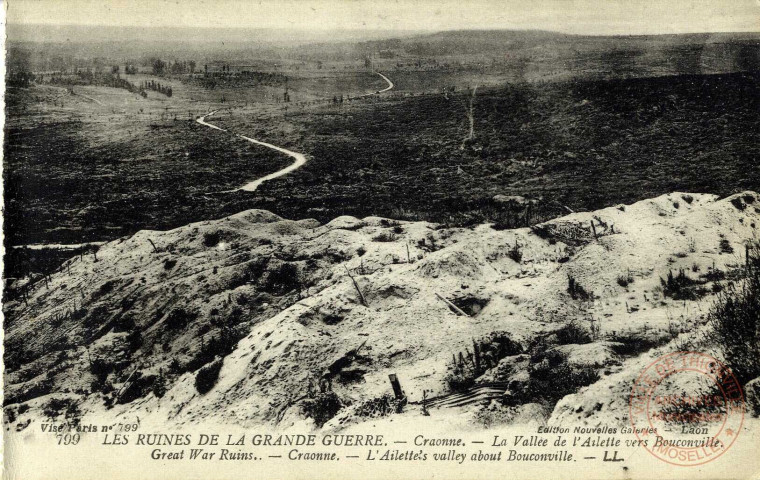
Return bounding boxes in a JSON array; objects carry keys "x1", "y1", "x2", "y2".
[
  {"x1": 9, "y1": 23, "x2": 758, "y2": 45},
  {"x1": 6, "y1": 23, "x2": 424, "y2": 45}
]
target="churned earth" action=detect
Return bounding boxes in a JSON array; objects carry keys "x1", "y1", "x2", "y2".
[{"x1": 3, "y1": 191, "x2": 759, "y2": 432}]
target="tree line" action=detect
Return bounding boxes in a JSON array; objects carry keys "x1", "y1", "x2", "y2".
[
  {"x1": 48, "y1": 70, "x2": 146, "y2": 96},
  {"x1": 140, "y1": 79, "x2": 173, "y2": 97},
  {"x1": 8, "y1": 71, "x2": 36, "y2": 88},
  {"x1": 151, "y1": 58, "x2": 196, "y2": 76}
]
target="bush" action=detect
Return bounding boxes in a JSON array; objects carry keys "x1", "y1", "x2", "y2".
[
  {"x1": 444, "y1": 369, "x2": 477, "y2": 392},
  {"x1": 617, "y1": 272, "x2": 634, "y2": 288},
  {"x1": 168, "y1": 358, "x2": 182, "y2": 374},
  {"x1": 701, "y1": 268, "x2": 726, "y2": 282},
  {"x1": 126, "y1": 329, "x2": 143, "y2": 352},
  {"x1": 502, "y1": 346, "x2": 600, "y2": 407},
  {"x1": 719, "y1": 239, "x2": 734, "y2": 254},
  {"x1": 379, "y1": 219, "x2": 399, "y2": 227},
  {"x1": 203, "y1": 231, "x2": 221, "y2": 247},
  {"x1": 301, "y1": 392, "x2": 344, "y2": 427},
  {"x1": 43, "y1": 398, "x2": 81, "y2": 420},
  {"x1": 165, "y1": 308, "x2": 196, "y2": 330},
  {"x1": 526, "y1": 364, "x2": 599, "y2": 404},
  {"x1": 226, "y1": 258, "x2": 268, "y2": 290},
  {"x1": 90, "y1": 358, "x2": 115, "y2": 385},
  {"x1": 657, "y1": 383, "x2": 728, "y2": 425},
  {"x1": 113, "y1": 315, "x2": 136, "y2": 333},
  {"x1": 567, "y1": 275, "x2": 592, "y2": 300},
  {"x1": 3, "y1": 377, "x2": 54, "y2": 407},
  {"x1": 71, "y1": 307, "x2": 88, "y2": 321},
  {"x1": 508, "y1": 243, "x2": 522, "y2": 263},
  {"x1": 660, "y1": 269, "x2": 707, "y2": 300},
  {"x1": 553, "y1": 321, "x2": 593, "y2": 345},
  {"x1": 185, "y1": 327, "x2": 241, "y2": 372},
  {"x1": 709, "y1": 269, "x2": 760, "y2": 385},
  {"x1": 195, "y1": 357, "x2": 223, "y2": 394},
  {"x1": 94, "y1": 279, "x2": 119, "y2": 298},
  {"x1": 520, "y1": 346, "x2": 599, "y2": 402},
  {"x1": 264, "y1": 263, "x2": 300, "y2": 294},
  {"x1": 152, "y1": 372, "x2": 167, "y2": 399},
  {"x1": 83, "y1": 304, "x2": 110, "y2": 329},
  {"x1": 608, "y1": 330, "x2": 672, "y2": 356},
  {"x1": 446, "y1": 332, "x2": 523, "y2": 391},
  {"x1": 372, "y1": 232, "x2": 397, "y2": 242}
]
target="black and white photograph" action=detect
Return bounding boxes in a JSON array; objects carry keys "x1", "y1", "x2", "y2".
[{"x1": 2, "y1": 1, "x2": 760, "y2": 478}]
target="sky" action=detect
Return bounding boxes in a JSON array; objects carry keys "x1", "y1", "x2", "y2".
[{"x1": 7, "y1": 0, "x2": 760, "y2": 35}]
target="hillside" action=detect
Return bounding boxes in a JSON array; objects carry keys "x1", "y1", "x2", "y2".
[{"x1": 3, "y1": 191, "x2": 759, "y2": 430}]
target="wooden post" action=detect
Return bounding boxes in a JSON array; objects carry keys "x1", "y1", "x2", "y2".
[
  {"x1": 747, "y1": 244, "x2": 751, "y2": 274},
  {"x1": 406, "y1": 243, "x2": 411, "y2": 263},
  {"x1": 388, "y1": 374, "x2": 404, "y2": 400},
  {"x1": 465, "y1": 348, "x2": 475, "y2": 367},
  {"x1": 590, "y1": 220, "x2": 598, "y2": 240},
  {"x1": 422, "y1": 390, "x2": 430, "y2": 416},
  {"x1": 525, "y1": 203, "x2": 532, "y2": 226}
]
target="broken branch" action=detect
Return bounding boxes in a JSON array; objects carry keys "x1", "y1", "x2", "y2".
[
  {"x1": 435, "y1": 293, "x2": 469, "y2": 317},
  {"x1": 345, "y1": 266, "x2": 368, "y2": 307}
]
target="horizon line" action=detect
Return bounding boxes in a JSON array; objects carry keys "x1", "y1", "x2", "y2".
[{"x1": 7, "y1": 22, "x2": 760, "y2": 38}]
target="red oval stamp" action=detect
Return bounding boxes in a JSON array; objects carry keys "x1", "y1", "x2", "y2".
[{"x1": 629, "y1": 351, "x2": 745, "y2": 466}]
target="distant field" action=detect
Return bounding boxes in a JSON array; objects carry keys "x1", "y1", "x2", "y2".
[
  {"x1": 4, "y1": 71, "x2": 759, "y2": 279},
  {"x1": 3, "y1": 85, "x2": 290, "y2": 246},
  {"x1": 219, "y1": 71, "x2": 760, "y2": 225}
]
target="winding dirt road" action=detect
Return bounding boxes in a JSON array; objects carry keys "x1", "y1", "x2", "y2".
[
  {"x1": 196, "y1": 71, "x2": 393, "y2": 192},
  {"x1": 360, "y1": 72, "x2": 394, "y2": 96},
  {"x1": 197, "y1": 111, "x2": 308, "y2": 192},
  {"x1": 376, "y1": 72, "x2": 394, "y2": 92}
]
